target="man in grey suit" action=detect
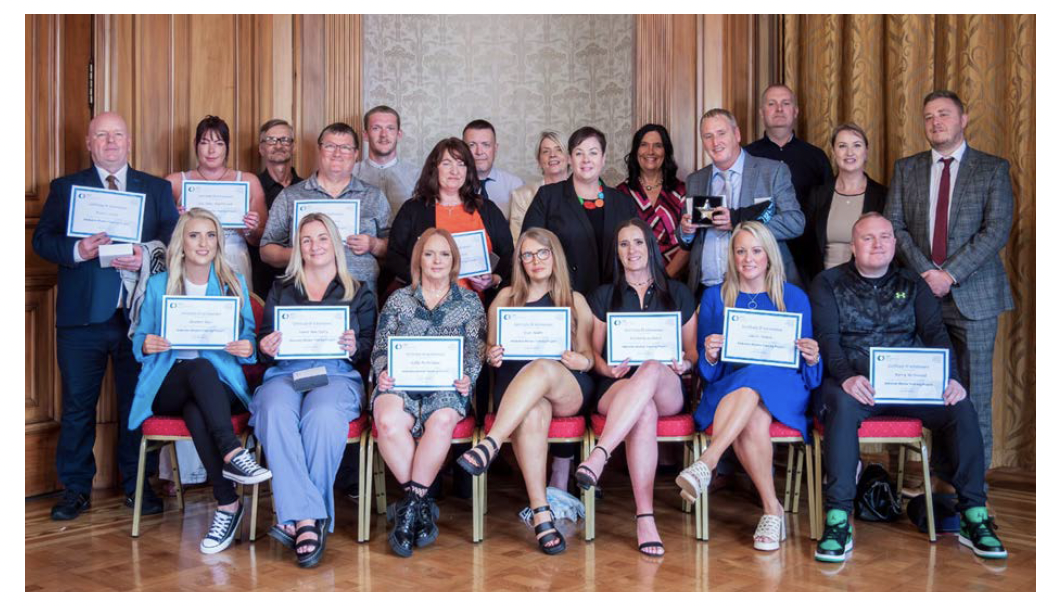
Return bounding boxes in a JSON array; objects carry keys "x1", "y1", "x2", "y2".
[
  {"x1": 677, "y1": 108, "x2": 805, "y2": 294},
  {"x1": 885, "y1": 90, "x2": 1014, "y2": 470}
]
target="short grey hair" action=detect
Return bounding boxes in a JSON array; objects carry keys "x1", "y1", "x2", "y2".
[{"x1": 701, "y1": 108, "x2": 738, "y2": 130}]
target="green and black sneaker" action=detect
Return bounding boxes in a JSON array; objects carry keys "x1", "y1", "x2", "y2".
[
  {"x1": 815, "y1": 509, "x2": 853, "y2": 563},
  {"x1": 959, "y1": 507, "x2": 1007, "y2": 559}
]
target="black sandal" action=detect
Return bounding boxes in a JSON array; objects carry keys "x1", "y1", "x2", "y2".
[
  {"x1": 456, "y1": 436, "x2": 500, "y2": 476},
  {"x1": 268, "y1": 524, "x2": 295, "y2": 550},
  {"x1": 575, "y1": 445, "x2": 610, "y2": 490},
  {"x1": 532, "y1": 505, "x2": 566, "y2": 555},
  {"x1": 294, "y1": 518, "x2": 328, "y2": 568},
  {"x1": 636, "y1": 513, "x2": 665, "y2": 557}
]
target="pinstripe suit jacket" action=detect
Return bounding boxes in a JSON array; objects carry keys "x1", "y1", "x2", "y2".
[{"x1": 884, "y1": 145, "x2": 1015, "y2": 320}]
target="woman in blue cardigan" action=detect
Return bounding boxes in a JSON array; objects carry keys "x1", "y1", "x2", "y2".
[{"x1": 130, "y1": 208, "x2": 271, "y2": 555}]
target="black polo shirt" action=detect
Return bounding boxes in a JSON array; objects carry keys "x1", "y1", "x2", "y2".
[
  {"x1": 258, "y1": 166, "x2": 303, "y2": 210},
  {"x1": 253, "y1": 166, "x2": 303, "y2": 298}
]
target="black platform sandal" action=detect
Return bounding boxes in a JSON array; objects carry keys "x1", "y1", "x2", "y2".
[
  {"x1": 295, "y1": 518, "x2": 328, "y2": 568},
  {"x1": 532, "y1": 505, "x2": 567, "y2": 555},
  {"x1": 635, "y1": 513, "x2": 665, "y2": 557},
  {"x1": 456, "y1": 436, "x2": 500, "y2": 476},
  {"x1": 574, "y1": 445, "x2": 610, "y2": 490}
]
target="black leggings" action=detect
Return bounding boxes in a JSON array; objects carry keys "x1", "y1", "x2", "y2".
[{"x1": 152, "y1": 359, "x2": 243, "y2": 505}]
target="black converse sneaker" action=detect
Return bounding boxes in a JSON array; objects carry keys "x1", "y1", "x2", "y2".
[
  {"x1": 222, "y1": 448, "x2": 272, "y2": 484},
  {"x1": 200, "y1": 505, "x2": 244, "y2": 554}
]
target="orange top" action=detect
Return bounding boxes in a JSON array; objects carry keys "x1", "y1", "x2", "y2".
[{"x1": 436, "y1": 203, "x2": 492, "y2": 291}]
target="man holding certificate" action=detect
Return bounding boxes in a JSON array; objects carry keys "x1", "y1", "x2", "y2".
[
  {"x1": 32, "y1": 112, "x2": 180, "y2": 521},
  {"x1": 678, "y1": 221, "x2": 821, "y2": 551},
  {"x1": 810, "y1": 213, "x2": 1005, "y2": 562},
  {"x1": 370, "y1": 229, "x2": 486, "y2": 557},
  {"x1": 250, "y1": 213, "x2": 376, "y2": 568}
]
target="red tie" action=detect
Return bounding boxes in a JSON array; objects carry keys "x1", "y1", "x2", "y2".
[{"x1": 931, "y1": 157, "x2": 953, "y2": 265}]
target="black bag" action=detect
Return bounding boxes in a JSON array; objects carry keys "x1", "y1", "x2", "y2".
[{"x1": 854, "y1": 463, "x2": 902, "y2": 522}]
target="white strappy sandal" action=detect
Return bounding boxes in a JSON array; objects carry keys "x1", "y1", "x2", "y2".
[
  {"x1": 753, "y1": 513, "x2": 787, "y2": 551},
  {"x1": 675, "y1": 459, "x2": 711, "y2": 504}
]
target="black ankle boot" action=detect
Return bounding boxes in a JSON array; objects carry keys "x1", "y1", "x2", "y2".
[
  {"x1": 415, "y1": 495, "x2": 439, "y2": 548},
  {"x1": 389, "y1": 494, "x2": 419, "y2": 558}
]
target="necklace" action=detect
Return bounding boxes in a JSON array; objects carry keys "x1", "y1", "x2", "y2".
[
  {"x1": 641, "y1": 176, "x2": 663, "y2": 192},
  {"x1": 743, "y1": 291, "x2": 763, "y2": 310},
  {"x1": 577, "y1": 181, "x2": 605, "y2": 209},
  {"x1": 627, "y1": 277, "x2": 653, "y2": 288},
  {"x1": 196, "y1": 167, "x2": 229, "y2": 181}
]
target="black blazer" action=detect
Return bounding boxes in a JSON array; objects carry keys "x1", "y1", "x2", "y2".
[
  {"x1": 804, "y1": 175, "x2": 886, "y2": 281},
  {"x1": 520, "y1": 180, "x2": 637, "y2": 296},
  {"x1": 386, "y1": 196, "x2": 514, "y2": 286}
]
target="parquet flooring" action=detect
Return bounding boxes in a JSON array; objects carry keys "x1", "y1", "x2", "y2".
[{"x1": 25, "y1": 467, "x2": 1035, "y2": 591}]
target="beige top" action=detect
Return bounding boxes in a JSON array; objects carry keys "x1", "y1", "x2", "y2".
[
  {"x1": 508, "y1": 181, "x2": 542, "y2": 244},
  {"x1": 824, "y1": 191, "x2": 865, "y2": 269}
]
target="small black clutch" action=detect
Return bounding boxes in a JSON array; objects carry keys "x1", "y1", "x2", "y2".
[{"x1": 292, "y1": 367, "x2": 329, "y2": 392}]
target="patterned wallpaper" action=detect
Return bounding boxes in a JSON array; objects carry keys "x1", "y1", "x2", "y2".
[{"x1": 363, "y1": 14, "x2": 634, "y2": 187}]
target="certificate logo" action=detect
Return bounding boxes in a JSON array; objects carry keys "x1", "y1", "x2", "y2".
[
  {"x1": 188, "y1": 186, "x2": 196, "y2": 193},
  {"x1": 877, "y1": 355, "x2": 885, "y2": 361},
  {"x1": 77, "y1": 193, "x2": 85, "y2": 199},
  {"x1": 503, "y1": 314, "x2": 510, "y2": 321},
  {"x1": 614, "y1": 320, "x2": 621, "y2": 326},
  {"x1": 731, "y1": 315, "x2": 739, "y2": 322},
  {"x1": 281, "y1": 313, "x2": 289, "y2": 320},
  {"x1": 395, "y1": 344, "x2": 403, "y2": 350},
  {"x1": 169, "y1": 302, "x2": 178, "y2": 309}
]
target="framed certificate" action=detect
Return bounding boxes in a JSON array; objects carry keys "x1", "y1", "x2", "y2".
[
  {"x1": 180, "y1": 180, "x2": 250, "y2": 228},
  {"x1": 452, "y1": 230, "x2": 491, "y2": 278},
  {"x1": 497, "y1": 307, "x2": 571, "y2": 360},
  {"x1": 388, "y1": 336, "x2": 463, "y2": 391},
  {"x1": 721, "y1": 307, "x2": 802, "y2": 369},
  {"x1": 66, "y1": 185, "x2": 146, "y2": 243},
  {"x1": 869, "y1": 347, "x2": 949, "y2": 405},
  {"x1": 274, "y1": 306, "x2": 350, "y2": 360},
  {"x1": 606, "y1": 312, "x2": 681, "y2": 366},
  {"x1": 161, "y1": 296, "x2": 240, "y2": 349},
  {"x1": 293, "y1": 200, "x2": 361, "y2": 240}
]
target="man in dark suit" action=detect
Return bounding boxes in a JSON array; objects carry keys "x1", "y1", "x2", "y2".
[
  {"x1": 884, "y1": 90, "x2": 1014, "y2": 471},
  {"x1": 677, "y1": 108, "x2": 805, "y2": 293},
  {"x1": 32, "y1": 112, "x2": 180, "y2": 520}
]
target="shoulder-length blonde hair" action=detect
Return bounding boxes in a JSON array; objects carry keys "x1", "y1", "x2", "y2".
[
  {"x1": 282, "y1": 212, "x2": 358, "y2": 301},
  {"x1": 166, "y1": 208, "x2": 244, "y2": 303},
  {"x1": 410, "y1": 228, "x2": 460, "y2": 289},
  {"x1": 509, "y1": 227, "x2": 578, "y2": 341},
  {"x1": 721, "y1": 221, "x2": 786, "y2": 312}
]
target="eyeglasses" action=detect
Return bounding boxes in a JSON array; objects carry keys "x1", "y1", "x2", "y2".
[
  {"x1": 320, "y1": 143, "x2": 357, "y2": 155},
  {"x1": 519, "y1": 248, "x2": 552, "y2": 263},
  {"x1": 263, "y1": 136, "x2": 294, "y2": 146}
]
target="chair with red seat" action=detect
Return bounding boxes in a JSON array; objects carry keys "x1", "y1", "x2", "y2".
[{"x1": 811, "y1": 415, "x2": 936, "y2": 542}]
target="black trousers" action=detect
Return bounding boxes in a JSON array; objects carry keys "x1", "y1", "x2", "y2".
[
  {"x1": 152, "y1": 359, "x2": 243, "y2": 505},
  {"x1": 819, "y1": 377, "x2": 986, "y2": 513}
]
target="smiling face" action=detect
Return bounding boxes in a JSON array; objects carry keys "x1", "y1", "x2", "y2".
[
  {"x1": 923, "y1": 97, "x2": 969, "y2": 154},
  {"x1": 761, "y1": 86, "x2": 799, "y2": 132},
  {"x1": 537, "y1": 137, "x2": 568, "y2": 179},
  {"x1": 464, "y1": 127, "x2": 496, "y2": 176},
  {"x1": 833, "y1": 129, "x2": 868, "y2": 175},
  {"x1": 196, "y1": 129, "x2": 228, "y2": 170},
  {"x1": 732, "y1": 229, "x2": 769, "y2": 285},
  {"x1": 86, "y1": 112, "x2": 131, "y2": 173},
  {"x1": 851, "y1": 215, "x2": 896, "y2": 275},
  {"x1": 617, "y1": 224, "x2": 649, "y2": 275},
  {"x1": 420, "y1": 233, "x2": 454, "y2": 282},
  {"x1": 317, "y1": 131, "x2": 359, "y2": 178},
  {"x1": 700, "y1": 115, "x2": 742, "y2": 171},
  {"x1": 182, "y1": 217, "x2": 219, "y2": 268},
  {"x1": 298, "y1": 220, "x2": 336, "y2": 271},
  {"x1": 365, "y1": 111, "x2": 401, "y2": 159},
  {"x1": 570, "y1": 136, "x2": 605, "y2": 184},
  {"x1": 437, "y1": 150, "x2": 467, "y2": 194},
  {"x1": 637, "y1": 130, "x2": 666, "y2": 174},
  {"x1": 519, "y1": 236, "x2": 554, "y2": 282}
]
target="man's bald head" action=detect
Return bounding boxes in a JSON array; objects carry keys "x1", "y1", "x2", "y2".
[{"x1": 87, "y1": 112, "x2": 131, "y2": 173}]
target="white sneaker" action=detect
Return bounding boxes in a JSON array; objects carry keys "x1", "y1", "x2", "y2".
[{"x1": 200, "y1": 505, "x2": 244, "y2": 554}]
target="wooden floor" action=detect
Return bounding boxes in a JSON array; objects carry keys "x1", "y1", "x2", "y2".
[{"x1": 25, "y1": 467, "x2": 1035, "y2": 591}]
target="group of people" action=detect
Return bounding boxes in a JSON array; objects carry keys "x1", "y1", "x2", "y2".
[{"x1": 32, "y1": 84, "x2": 1012, "y2": 568}]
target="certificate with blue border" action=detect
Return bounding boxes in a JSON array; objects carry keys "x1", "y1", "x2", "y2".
[
  {"x1": 497, "y1": 307, "x2": 571, "y2": 360},
  {"x1": 451, "y1": 230, "x2": 491, "y2": 278},
  {"x1": 180, "y1": 180, "x2": 250, "y2": 228},
  {"x1": 606, "y1": 312, "x2": 681, "y2": 366},
  {"x1": 66, "y1": 185, "x2": 146, "y2": 243},
  {"x1": 721, "y1": 307, "x2": 801, "y2": 369},
  {"x1": 293, "y1": 199, "x2": 361, "y2": 241},
  {"x1": 870, "y1": 347, "x2": 949, "y2": 405},
  {"x1": 388, "y1": 336, "x2": 463, "y2": 391},
  {"x1": 161, "y1": 295, "x2": 240, "y2": 349},
  {"x1": 274, "y1": 306, "x2": 349, "y2": 360}
]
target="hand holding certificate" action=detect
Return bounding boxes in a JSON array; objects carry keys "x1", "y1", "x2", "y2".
[
  {"x1": 869, "y1": 347, "x2": 949, "y2": 405},
  {"x1": 273, "y1": 306, "x2": 350, "y2": 359},
  {"x1": 606, "y1": 312, "x2": 682, "y2": 366},
  {"x1": 721, "y1": 307, "x2": 802, "y2": 368},
  {"x1": 161, "y1": 296, "x2": 240, "y2": 349},
  {"x1": 387, "y1": 336, "x2": 464, "y2": 391},
  {"x1": 66, "y1": 185, "x2": 146, "y2": 243},
  {"x1": 496, "y1": 307, "x2": 571, "y2": 360},
  {"x1": 181, "y1": 181, "x2": 250, "y2": 228}
]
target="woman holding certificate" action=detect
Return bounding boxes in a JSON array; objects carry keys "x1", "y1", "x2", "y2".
[
  {"x1": 166, "y1": 115, "x2": 268, "y2": 292},
  {"x1": 455, "y1": 227, "x2": 594, "y2": 555},
  {"x1": 250, "y1": 213, "x2": 377, "y2": 568},
  {"x1": 129, "y1": 208, "x2": 271, "y2": 555},
  {"x1": 676, "y1": 221, "x2": 821, "y2": 551},
  {"x1": 386, "y1": 138, "x2": 513, "y2": 296},
  {"x1": 371, "y1": 228, "x2": 486, "y2": 557},
  {"x1": 577, "y1": 218, "x2": 698, "y2": 557}
]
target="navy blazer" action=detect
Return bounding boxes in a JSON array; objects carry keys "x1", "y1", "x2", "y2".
[{"x1": 32, "y1": 166, "x2": 179, "y2": 327}]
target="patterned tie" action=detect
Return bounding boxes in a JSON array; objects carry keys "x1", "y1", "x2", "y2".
[
  {"x1": 106, "y1": 174, "x2": 119, "y2": 190},
  {"x1": 479, "y1": 177, "x2": 491, "y2": 200},
  {"x1": 931, "y1": 157, "x2": 953, "y2": 265}
]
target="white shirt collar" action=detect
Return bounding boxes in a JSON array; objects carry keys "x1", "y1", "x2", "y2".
[
  {"x1": 366, "y1": 155, "x2": 399, "y2": 170},
  {"x1": 95, "y1": 164, "x2": 129, "y2": 190},
  {"x1": 931, "y1": 140, "x2": 968, "y2": 164}
]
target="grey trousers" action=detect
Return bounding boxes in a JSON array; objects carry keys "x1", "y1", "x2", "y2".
[
  {"x1": 941, "y1": 296, "x2": 999, "y2": 471},
  {"x1": 250, "y1": 374, "x2": 363, "y2": 532}
]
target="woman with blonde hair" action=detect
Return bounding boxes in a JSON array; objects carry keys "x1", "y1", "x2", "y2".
[
  {"x1": 677, "y1": 221, "x2": 822, "y2": 550},
  {"x1": 508, "y1": 131, "x2": 571, "y2": 242},
  {"x1": 371, "y1": 227, "x2": 486, "y2": 557},
  {"x1": 456, "y1": 227, "x2": 594, "y2": 554},
  {"x1": 129, "y1": 208, "x2": 271, "y2": 555},
  {"x1": 250, "y1": 213, "x2": 377, "y2": 567}
]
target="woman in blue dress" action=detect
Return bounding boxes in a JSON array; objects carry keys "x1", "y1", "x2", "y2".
[{"x1": 676, "y1": 221, "x2": 821, "y2": 551}]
